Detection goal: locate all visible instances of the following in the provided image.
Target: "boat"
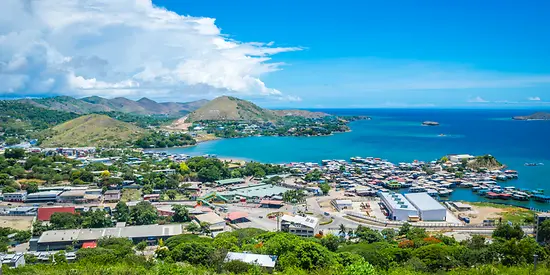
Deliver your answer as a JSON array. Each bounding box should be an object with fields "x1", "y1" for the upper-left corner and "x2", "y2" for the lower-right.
[
  {"x1": 438, "y1": 188, "x2": 453, "y2": 196},
  {"x1": 525, "y1": 162, "x2": 544, "y2": 166},
  {"x1": 533, "y1": 194, "x2": 550, "y2": 203},
  {"x1": 472, "y1": 186, "x2": 482, "y2": 192},
  {"x1": 496, "y1": 175, "x2": 508, "y2": 181},
  {"x1": 512, "y1": 193, "x2": 529, "y2": 201}
]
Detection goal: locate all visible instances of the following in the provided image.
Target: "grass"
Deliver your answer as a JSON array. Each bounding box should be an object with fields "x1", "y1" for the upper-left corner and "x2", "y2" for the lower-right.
[{"x1": 121, "y1": 189, "x2": 142, "y2": 202}]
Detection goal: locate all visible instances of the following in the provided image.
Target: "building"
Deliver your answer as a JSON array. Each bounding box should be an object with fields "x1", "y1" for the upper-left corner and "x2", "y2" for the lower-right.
[
  {"x1": 215, "y1": 178, "x2": 245, "y2": 186},
  {"x1": 26, "y1": 191, "x2": 62, "y2": 202},
  {"x1": 32, "y1": 224, "x2": 183, "y2": 251},
  {"x1": 1, "y1": 253, "x2": 25, "y2": 268},
  {"x1": 194, "y1": 212, "x2": 226, "y2": 231},
  {"x1": 333, "y1": 199, "x2": 353, "y2": 211},
  {"x1": 2, "y1": 191, "x2": 27, "y2": 202},
  {"x1": 37, "y1": 206, "x2": 76, "y2": 221},
  {"x1": 57, "y1": 190, "x2": 86, "y2": 203},
  {"x1": 378, "y1": 192, "x2": 419, "y2": 221},
  {"x1": 225, "y1": 252, "x2": 277, "y2": 269},
  {"x1": 404, "y1": 192, "x2": 447, "y2": 221},
  {"x1": 448, "y1": 154, "x2": 474, "y2": 163},
  {"x1": 143, "y1": 194, "x2": 160, "y2": 202},
  {"x1": 535, "y1": 213, "x2": 550, "y2": 243},
  {"x1": 259, "y1": 199, "x2": 284, "y2": 208},
  {"x1": 226, "y1": 212, "x2": 249, "y2": 224},
  {"x1": 451, "y1": 202, "x2": 472, "y2": 211},
  {"x1": 280, "y1": 214, "x2": 319, "y2": 237},
  {"x1": 219, "y1": 183, "x2": 291, "y2": 202},
  {"x1": 8, "y1": 206, "x2": 36, "y2": 216},
  {"x1": 104, "y1": 190, "x2": 121, "y2": 202}
]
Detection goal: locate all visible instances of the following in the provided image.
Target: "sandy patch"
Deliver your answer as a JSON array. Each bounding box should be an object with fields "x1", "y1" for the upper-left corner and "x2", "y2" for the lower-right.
[
  {"x1": 0, "y1": 216, "x2": 34, "y2": 230},
  {"x1": 464, "y1": 206, "x2": 505, "y2": 224}
]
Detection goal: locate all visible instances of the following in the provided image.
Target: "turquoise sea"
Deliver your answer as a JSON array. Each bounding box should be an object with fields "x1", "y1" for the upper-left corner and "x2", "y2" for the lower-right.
[{"x1": 164, "y1": 109, "x2": 550, "y2": 210}]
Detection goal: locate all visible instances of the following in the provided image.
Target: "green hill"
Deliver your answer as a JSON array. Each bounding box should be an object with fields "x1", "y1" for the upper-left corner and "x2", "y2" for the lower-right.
[
  {"x1": 19, "y1": 96, "x2": 208, "y2": 116},
  {"x1": 40, "y1": 114, "x2": 146, "y2": 147},
  {"x1": 186, "y1": 96, "x2": 329, "y2": 122},
  {"x1": 467, "y1": 155, "x2": 504, "y2": 170},
  {"x1": 187, "y1": 96, "x2": 279, "y2": 122}
]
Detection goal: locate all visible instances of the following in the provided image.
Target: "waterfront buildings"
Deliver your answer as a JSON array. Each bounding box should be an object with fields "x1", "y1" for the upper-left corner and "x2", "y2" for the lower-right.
[
  {"x1": 404, "y1": 192, "x2": 447, "y2": 221},
  {"x1": 280, "y1": 214, "x2": 319, "y2": 237}
]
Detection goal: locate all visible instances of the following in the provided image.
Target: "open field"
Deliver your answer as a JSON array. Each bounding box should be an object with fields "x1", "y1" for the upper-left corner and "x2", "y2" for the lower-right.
[
  {"x1": 465, "y1": 202, "x2": 536, "y2": 224},
  {"x1": 0, "y1": 215, "x2": 34, "y2": 230}
]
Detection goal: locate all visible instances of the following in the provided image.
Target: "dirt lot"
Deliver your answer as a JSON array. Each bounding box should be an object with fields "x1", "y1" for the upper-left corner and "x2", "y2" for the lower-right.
[
  {"x1": 459, "y1": 202, "x2": 536, "y2": 225},
  {"x1": 0, "y1": 216, "x2": 34, "y2": 230}
]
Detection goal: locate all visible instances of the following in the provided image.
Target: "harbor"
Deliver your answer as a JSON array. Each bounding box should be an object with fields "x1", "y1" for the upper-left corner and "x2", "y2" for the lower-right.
[{"x1": 283, "y1": 154, "x2": 549, "y2": 211}]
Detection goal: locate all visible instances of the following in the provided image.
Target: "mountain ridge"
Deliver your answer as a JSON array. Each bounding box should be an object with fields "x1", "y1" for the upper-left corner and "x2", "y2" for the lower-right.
[{"x1": 18, "y1": 96, "x2": 208, "y2": 116}]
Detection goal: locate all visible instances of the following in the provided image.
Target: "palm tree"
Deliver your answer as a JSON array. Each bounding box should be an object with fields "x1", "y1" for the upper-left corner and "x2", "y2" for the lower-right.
[{"x1": 339, "y1": 224, "x2": 347, "y2": 237}]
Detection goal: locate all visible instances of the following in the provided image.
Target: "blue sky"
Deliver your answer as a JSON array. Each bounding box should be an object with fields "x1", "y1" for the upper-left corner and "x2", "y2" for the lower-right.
[{"x1": 1, "y1": 0, "x2": 549, "y2": 107}]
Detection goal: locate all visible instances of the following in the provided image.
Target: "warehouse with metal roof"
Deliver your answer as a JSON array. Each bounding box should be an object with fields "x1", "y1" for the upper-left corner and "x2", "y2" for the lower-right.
[
  {"x1": 379, "y1": 192, "x2": 419, "y2": 221},
  {"x1": 404, "y1": 192, "x2": 447, "y2": 221}
]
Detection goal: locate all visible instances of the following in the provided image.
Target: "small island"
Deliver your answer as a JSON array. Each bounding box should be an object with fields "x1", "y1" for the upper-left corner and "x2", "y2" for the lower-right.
[
  {"x1": 512, "y1": 112, "x2": 550, "y2": 121},
  {"x1": 422, "y1": 121, "x2": 440, "y2": 126}
]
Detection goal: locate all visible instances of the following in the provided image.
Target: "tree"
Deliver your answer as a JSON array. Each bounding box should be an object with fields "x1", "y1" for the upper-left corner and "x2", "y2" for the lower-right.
[
  {"x1": 50, "y1": 212, "x2": 80, "y2": 229},
  {"x1": 381, "y1": 228, "x2": 396, "y2": 241},
  {"x1": 82, "y1": 210, "x2": 113, "y2": 228},
  {"x1": 100, "y1": 170, "x2": 111, "y2": 179},
  {"x1": 186, "y1": 222, "x2": 200, "y2": 233},
  {"x1": 24, "y1": 181, "x2": 39, "y2": 193},
  {"x1": 200, "y1": 221, "x2": 211, "y2": 234},
  {"x1": 172, "y1": 205, "x2": 190, "y2": 223},
  {"x1": 166, "y1": 190, "x2": 178, "y2": 200},
  {"x1": 493, "y1": 223, "x2": 524, "y2": 240},
  {"x1": 130, "y1": 201, "x2": 158, "y2": 225},
  {"x1": 537, "y1": 219, "x2": 550, "y2": 244},
  {"x1": 135, "y1": 241, "x2": 147, "y2": 255},
  {"x1": 115, "y1": 201, "x2": 130, "y2": 222},
  {"x1": 343, "y1": 260, "x2": 376, "y2": 275},
  {"x1": 171, "y1": 242, "x2": 215, "y2": 265},
  {"x1": 413, "y1": 244, "x2": 457, "y2": 270},
  {"x1": 320, "y1": 234, "x2": 341, "y2": 252},
  {"x1": 319, "y1": 183, "x2": 331, "y2": 195},
  {"x1": 339, "y1": 224, "x2": 347, "y2": 238},
  {"x1": 355, "y1": 226, "x2": 383, "y2": 243},
  {"x1": 2, "y1": 186, "x2": 16, "y2": 193},
  {"x1": 4, "y1": 148, "x2": 25, "y2": 159},
  {"x1": 293, "y1": 241, "x2": 334, "y2": 270}
]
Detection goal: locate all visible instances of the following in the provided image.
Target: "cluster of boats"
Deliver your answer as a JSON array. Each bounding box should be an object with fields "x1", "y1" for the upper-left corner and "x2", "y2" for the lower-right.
[{"x1": 474, "y1": 186, "x2": 549, "y2": 202}]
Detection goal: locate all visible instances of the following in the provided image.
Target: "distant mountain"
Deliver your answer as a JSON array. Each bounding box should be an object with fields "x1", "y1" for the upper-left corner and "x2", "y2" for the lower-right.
[
  {"x1": 18, "y1": 96, "x2": 208, "y2": 116},
  {"x1": 186, "y1": 96, "x2": 331, "y2": 122},
  {"x1": 512, "y1": 112, "x2": 550, "y2": 121},
  {"x1": 40, "y1": 114, "x2": 145, "y2": 147},
  {"x1": 187, "y1": 96, "x2": 279, "y2": 122}
]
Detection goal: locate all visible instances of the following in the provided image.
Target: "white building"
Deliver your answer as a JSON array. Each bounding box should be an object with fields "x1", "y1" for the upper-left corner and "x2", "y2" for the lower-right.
[
  {"x1": 333, "y1": 199, "x2": 353, "y2": 211},
  {"x1": 1, "y1": 253, "x2": 25, "y2": 268},
  {"x1": 225, "y1": 252, "x2": 277, "y2": 269},
  {"x1": 448, "y1": 154, "x2": 474, "y2": 163},
  {"x1": 404, "y1": 193, "x2": 447, "y2": 221},
  {"x1": 379, "y1": 192, "x2": 419, "y2": 221},
  {"x1": 2, "y1": 191, "x2": 27, "y2": 202},
  {"x1": 194, "y1": 212, "x2": 226, "y2": 232},
  {"x1": 280, "y1": 214, "x2": 319, "y2": 237}
]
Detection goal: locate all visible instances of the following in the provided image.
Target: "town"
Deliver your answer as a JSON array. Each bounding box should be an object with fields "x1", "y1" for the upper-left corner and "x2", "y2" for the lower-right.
[{"x1": 0, "y1": 145, "x2": 549, "y2": 273}]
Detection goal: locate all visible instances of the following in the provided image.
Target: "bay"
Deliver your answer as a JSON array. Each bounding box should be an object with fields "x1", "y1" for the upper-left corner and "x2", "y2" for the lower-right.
[{"x1": 164, "y1": 109, "x2": 550, "y2": 210}]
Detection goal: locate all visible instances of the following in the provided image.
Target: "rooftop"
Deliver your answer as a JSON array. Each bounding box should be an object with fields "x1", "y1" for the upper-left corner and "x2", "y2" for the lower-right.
[
  {"x1": 194, "y1": 212, "x2": 225, "y2": 224},
  {"x1": 225, "y1": 252, "x2": 277, "y2": 268},
  {"x1": 38, "y1": 224, "x2": 183, "y2": 243},
  {"x1": 404, "y1": 192, "x2": 446, "y2": 211},
  {"x1": 379, "y1": 192, "x2": 417, "y2": 211},
  {"x1": 281, "y1": 214, "x2": 319, "y2": 228}
]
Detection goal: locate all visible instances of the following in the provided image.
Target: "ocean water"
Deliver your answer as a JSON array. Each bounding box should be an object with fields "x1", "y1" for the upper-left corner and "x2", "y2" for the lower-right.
[{"x1": 165, "y1": 109, "x2": 550, "y2": 210}]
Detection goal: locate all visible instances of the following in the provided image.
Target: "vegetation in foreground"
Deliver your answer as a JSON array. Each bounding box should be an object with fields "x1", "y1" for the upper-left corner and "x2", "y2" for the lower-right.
[{"x1": 7, "y1": 220, "x2": 550, "y2": 275}]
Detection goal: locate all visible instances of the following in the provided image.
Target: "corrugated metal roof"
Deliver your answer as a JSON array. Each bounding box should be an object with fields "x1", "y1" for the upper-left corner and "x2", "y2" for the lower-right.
[{"x1": 404, "y1": 192, "x2": 446, "y2": 211}]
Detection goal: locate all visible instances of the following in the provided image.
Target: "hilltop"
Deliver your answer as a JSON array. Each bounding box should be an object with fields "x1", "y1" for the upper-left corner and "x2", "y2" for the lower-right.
[
  {"x1": 186, "y1": 96, "x2": 330, "y2": 122},
  {"x1": 467, "y1": 155, "x2": 504, "y2": 170},
  {"x1": 40, "y1": 114, "x2": 146, "y2": 147},
  {"x1": 512, "y1": 112, "x2": 550, "y2": 121},
  {"x1": 19, "y1": 96, "x2": 208, "y2": 116},
  {"x1": 187, "y1": 96, "x2": 280, "y2": 122}
]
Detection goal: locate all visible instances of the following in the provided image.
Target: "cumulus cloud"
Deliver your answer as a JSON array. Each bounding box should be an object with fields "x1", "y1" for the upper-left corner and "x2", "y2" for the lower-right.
[
  {"x1": 468, "y1": 96, "x2": 489, "y2": 103},
  {"x1": 0, "y1": 0, "x2": 301, "y2": 101},
  {"x1": 528, "y1": 96, "x2": 541, "y2": 101}
]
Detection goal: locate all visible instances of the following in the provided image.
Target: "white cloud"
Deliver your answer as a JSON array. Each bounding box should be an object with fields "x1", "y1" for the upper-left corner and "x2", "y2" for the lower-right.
[
  {"x1": 0, "y1": 0, "x2": 300, "y2": 101},
  {"x1": 528, "y1": 96, "x2": 541, "y2": 101},
  {"x1": 468, "y1": 96, "x2": 489, "y2": 103}
]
